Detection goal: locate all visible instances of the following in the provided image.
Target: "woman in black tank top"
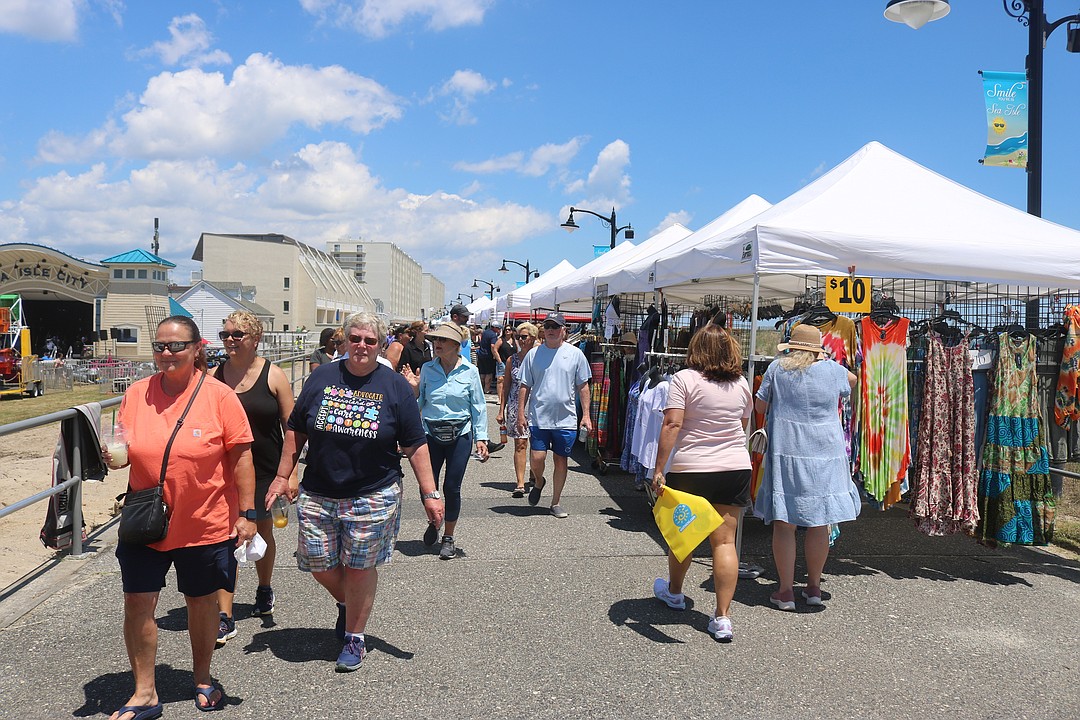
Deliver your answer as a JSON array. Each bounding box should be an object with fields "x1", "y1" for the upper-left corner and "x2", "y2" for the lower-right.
[{"x1": 211, "y1": 311, "x2": 297, "y2": 639}]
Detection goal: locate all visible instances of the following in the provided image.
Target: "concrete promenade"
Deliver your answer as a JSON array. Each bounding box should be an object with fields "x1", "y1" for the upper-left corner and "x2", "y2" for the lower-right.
[{"x1": 1, "y1": 407, "x2": 1078, "y2": 720}]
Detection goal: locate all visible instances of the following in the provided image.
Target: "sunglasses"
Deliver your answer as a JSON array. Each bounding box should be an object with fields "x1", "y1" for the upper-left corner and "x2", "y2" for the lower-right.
[
  {"x1": 348, "y1": 335, "x2": 380, "y2": 346},
  {"x1": 332, "y1": 339, "x2": 344, "y2": 345},
  {"x1": 517, "y1": 334, "x2": 532, "y2": 341},
  {"x1": 218, "y1": 330, "x2": 248, "y2": 341},
  {"x1": 152, "y1": 340, "x2": 196, "y2": 353},
  {"x1": 542, "y1": 323, "x2": 561, "y2": 330}
]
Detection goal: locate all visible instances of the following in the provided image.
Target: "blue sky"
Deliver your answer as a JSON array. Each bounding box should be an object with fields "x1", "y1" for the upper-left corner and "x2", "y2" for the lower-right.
[{"x1": 1, "y1": 1, "x2": 1078, "y2": 308}]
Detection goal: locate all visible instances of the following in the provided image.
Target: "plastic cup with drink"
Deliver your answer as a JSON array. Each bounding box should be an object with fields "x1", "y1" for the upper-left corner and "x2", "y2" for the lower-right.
[
  {"x1": 270, "y1": 496, "x2": 289, "y2": 528},
  {"x1": 102, "y1": 425, "x2": 128, "y2": 468}
]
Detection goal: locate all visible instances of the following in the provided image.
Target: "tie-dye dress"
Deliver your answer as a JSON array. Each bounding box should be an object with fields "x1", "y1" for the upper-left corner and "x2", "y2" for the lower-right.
[
  {"x1": 858, "y1": 317, "x2": 910, "y2": 506},
  {"x1": 978, "y1": 333, "x2": 1054, "y2": 546}
]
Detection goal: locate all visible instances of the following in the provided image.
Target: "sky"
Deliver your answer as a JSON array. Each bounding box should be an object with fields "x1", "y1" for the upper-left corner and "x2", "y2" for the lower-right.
[{"x1": 1, "y1": 0, "x2": 1078, "y2": 311}]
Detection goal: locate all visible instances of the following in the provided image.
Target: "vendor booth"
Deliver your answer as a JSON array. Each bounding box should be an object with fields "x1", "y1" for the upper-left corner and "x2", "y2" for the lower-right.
[{"x1": 591, "y1": 141, "x2": 1080, "y2": 549}]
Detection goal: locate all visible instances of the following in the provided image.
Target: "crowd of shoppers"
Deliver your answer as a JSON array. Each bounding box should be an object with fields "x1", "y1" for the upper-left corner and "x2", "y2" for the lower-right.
[{"x1": 102, "y1": 307, "x2": 869, "y2": 718}]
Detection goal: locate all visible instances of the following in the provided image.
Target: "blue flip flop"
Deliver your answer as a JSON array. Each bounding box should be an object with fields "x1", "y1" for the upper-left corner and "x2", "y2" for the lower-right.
[
  {"x1": 112, "y1": 704, "x2": 163, "y2": 720},
  {"x1": 194, "y1": 683, "x2": 225, "y2": 712}
]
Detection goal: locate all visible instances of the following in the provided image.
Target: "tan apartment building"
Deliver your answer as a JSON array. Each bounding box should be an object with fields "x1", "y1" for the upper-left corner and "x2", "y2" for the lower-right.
[
  {"x1": 420, "y1": 272, "x2": 447, "y2": 320},
  {"x1": 194, "y1": 233, "x2": 375, "y2": 336},
  {"x1": 328, "y1": 240, "x2": 439, "y2": 323}
]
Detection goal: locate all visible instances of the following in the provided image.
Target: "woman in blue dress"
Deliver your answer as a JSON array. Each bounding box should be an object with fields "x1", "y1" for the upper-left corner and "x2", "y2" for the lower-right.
[{"x1": 753, "y1": 324, "x2": 860, "y2": 610}]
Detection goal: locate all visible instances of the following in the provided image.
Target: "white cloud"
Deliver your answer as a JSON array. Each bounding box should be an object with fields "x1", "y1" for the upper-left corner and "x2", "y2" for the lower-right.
[
  {"x1": 36, "y1": 53, "x2": 404, "y2": 162},
  {"x1": 651, "y1": 210, "x2": 692, "y2": 236},
  {"x1": 564, "y1": 139, "x2": 632, "y2": 209},
  {"x1": 430, "y1": 69, "x2": 498, "y2": 125},
  {"x1": 0, "y1": 0, "x2": 80, "y2": 41},
  {"x1": 1, "y1": 141, "x2": 550, "y2": 290},
  {"x1": 454, "y1": 137, "x2": 585, "y2": 177},
  {"x1": 137, "y1": 14, "x2": 232, "y2": 68},
  {"x1": 300, "y1": 0, "x2": 493, "y2": 39}
]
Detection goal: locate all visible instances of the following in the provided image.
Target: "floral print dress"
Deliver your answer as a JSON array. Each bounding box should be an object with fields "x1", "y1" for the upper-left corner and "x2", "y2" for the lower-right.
[
  {"x1": 910, "y1": 332, "x2": 979, "y2": 536},
  {"x1": 978, "y1": 333, "x2": 1054, "y2": 546},
  {"x1": 504, "y1": 352, "x2": 529, "y2": 439}
]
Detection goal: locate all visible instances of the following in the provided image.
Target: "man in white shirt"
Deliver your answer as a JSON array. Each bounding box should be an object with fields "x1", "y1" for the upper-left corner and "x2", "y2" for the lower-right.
[{"x1": 516, "y1": 312, "x2": 591, "y2": 518}]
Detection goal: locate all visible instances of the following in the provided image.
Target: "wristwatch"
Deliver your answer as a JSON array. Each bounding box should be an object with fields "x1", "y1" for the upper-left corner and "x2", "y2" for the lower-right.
[
  {"x1": 420, "y1": 491, "x2": 441, "y2": 501},
  {"x1": 241, "y1": 509, "x2": 259, "y2": 521}
]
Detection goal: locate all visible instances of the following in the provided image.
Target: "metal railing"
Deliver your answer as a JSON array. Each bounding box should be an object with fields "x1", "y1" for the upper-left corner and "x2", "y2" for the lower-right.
[
  {"x1": 0, "y1": 349, "x2": 314, "y2": 562},
  {"x1": 0, "y1": 397, "x2": 122, "y2": 556}
]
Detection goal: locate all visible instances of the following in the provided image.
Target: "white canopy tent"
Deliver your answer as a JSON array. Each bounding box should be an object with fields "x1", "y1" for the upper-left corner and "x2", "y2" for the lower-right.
[
  {"x1": 651, "y1": 142, "x2": 1080, "y2": 305},
  {"x1": 634, "y1": 141, "x2": 1080, "y2": 372},
  {"x1": 594, "y1": 196, "x2": 771, "y2": 296},
  {"x1": 494, "y1": 259, "x2": 577, "y2": 314},
  {"x1": 465, "y1": 295, "x2": 496, "y2": 323},
  {"x1": 529, "y1": 239, "x2": 640, "y2": 313}
]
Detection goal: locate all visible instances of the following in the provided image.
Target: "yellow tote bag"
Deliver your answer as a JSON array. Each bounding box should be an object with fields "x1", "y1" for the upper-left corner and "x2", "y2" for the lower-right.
[{"x1": 652, "y1": 486, "x2": 723, "y2": 562}]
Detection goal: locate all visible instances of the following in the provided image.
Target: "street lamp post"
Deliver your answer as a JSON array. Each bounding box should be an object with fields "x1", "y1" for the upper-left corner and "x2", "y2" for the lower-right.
[
  {"x1": 499, "y1": 258, "x2": 540, "y2": 285},
  {"x1": 456, "y1": 293, "x2": 474, "y2": 304},
  {"x1": 560, "y1": 206, "x2": 635, "y2": 249},
  {"x1": 885, "y1": 0, "x2": 1080, "y2": 217},
  {"x1": 471, "y1": 279, "x2": 500, "y2": 300}
]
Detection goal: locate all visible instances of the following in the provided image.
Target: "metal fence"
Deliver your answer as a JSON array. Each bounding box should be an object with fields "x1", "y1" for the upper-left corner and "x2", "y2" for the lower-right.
[{"x1": 0, "y1": 350, "x2": 314, "y2": 562}]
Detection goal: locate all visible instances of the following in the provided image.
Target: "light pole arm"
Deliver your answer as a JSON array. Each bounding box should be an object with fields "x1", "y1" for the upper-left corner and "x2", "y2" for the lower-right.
[{"x1": 569, "y1": 206, "x2": 633, "y2": 248}]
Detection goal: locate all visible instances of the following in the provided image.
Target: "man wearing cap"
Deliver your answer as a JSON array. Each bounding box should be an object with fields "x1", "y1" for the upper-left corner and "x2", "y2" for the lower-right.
[
  {"x1": 448, "y1": 304, "x2": 472, "y2": 359},
  {"x1": 476, "y1": 320, "x2": 501, "y2": 394},
  {"x1": 516, "y1": 312, "x2": 591, "y2": 518}
]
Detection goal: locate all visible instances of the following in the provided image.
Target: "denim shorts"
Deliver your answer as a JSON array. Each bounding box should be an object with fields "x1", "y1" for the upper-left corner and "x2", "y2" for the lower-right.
[
  {"x1": 116, "y1": 537, "x2": 237, "y2": 597},
  {"x1": 295, "y1": 484, "x2": 402, "y2": 572},
  {"x1": 529, "y1": 427, "x2": 576, "y2": 457}
]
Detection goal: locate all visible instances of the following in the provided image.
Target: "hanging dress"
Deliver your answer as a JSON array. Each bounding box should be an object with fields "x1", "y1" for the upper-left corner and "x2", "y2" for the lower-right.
[
  {"x1": 858, "y1": 316, "x2": 910, "y2": 507},
  {"x1": 910, "y1": 332, "x2": 979, "y2": 536},
  {"x1": 978, "y1": 333, "x2": 1055, "y2": 546},
  {"x1": 1054, "y1": 304, "x2": 1080, "y2": 429}
]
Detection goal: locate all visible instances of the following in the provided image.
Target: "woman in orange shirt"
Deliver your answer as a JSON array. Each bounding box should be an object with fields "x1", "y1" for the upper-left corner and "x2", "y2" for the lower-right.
[{"x1": 104, "y1": 316, "x2": 256, "y2": 719}]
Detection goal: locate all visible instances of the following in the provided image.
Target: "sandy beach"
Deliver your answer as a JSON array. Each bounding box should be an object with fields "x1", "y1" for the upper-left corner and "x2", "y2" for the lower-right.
[{"x1": 0, "y1": 424, "x2": 128, "y2": 590}]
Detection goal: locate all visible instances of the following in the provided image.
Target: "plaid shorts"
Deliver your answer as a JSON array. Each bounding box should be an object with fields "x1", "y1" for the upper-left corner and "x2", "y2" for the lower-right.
[{"x1": 295, "y1": 483, "x2": 402, "y2": 572}]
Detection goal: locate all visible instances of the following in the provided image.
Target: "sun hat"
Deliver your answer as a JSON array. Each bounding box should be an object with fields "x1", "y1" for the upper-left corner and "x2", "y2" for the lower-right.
[
  {"x1": 776, "y1": 324, "x2": 825, "y2": 356},
  {"x1": 428, "y1": 324, "x2": 464, "y2": 344},
  {"x1": 618, "y1": 331, "x2": 637, "y2": 346}
]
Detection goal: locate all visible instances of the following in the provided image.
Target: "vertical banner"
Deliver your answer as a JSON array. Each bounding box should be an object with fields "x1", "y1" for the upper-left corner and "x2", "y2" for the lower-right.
[
  {"x1": 981, "y1": 71, "x2": 1028, "y2": 168},
  {"x1": 515, "y1": 280, "x2": 525, "y2": 289},
  {"x1": 593, "y1": 244, "x2": 609, "y2": 258}
]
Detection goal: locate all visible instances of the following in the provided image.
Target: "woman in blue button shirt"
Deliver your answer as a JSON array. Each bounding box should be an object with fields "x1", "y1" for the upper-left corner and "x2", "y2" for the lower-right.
[{"x1": 403, "y1": 323, "x2": 488, "y2": 559}]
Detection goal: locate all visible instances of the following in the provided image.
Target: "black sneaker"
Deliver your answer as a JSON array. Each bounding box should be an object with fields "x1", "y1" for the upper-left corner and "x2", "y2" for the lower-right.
[
  {"x1": 335, "y1": 602, "x2": 346, "y2": 641},
  {"x1": 216, "y1": 612, "x2": 236, "y2": 647},
  {"x1": 423, "y1": 522, "x2": 439, "y2": 546},
  {"x1": 252, "y1": 585, "x2": 275, "y2": 617},
  {"x1": 528, "y1": 479, "x2": 544, "y2": 506}
]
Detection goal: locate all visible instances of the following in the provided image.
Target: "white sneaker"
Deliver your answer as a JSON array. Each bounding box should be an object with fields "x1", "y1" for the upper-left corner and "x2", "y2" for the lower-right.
[
  {"x1": 708, "y1": 615, "x2": 733, "y2": 643},
  {"x1": 652, "y1": 578, "x2": 686, "y2": 610}
]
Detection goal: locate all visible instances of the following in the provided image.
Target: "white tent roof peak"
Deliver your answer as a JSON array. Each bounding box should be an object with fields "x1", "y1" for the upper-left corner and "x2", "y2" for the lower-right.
[
  {"x1": 596, "y1": 195, "x2": 771, "y2": 296},
  {"x1": 495, "y1": 259, "x2": 577, "y2": 312},
  {"x1": 529, "y1": 239, "x2": 641, "y2": 312}
]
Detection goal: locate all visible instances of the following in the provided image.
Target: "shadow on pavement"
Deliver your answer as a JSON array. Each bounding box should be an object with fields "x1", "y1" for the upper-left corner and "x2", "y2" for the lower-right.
[
  {"x1": 75, "y1": 663, "x2": 244, "y2": 716},
  {"x1": 608, "y1": 597, "x2": 709, "y2": 643},
  {"x1": 243, "y1": 628, "x2": 414, "y2": 663}
]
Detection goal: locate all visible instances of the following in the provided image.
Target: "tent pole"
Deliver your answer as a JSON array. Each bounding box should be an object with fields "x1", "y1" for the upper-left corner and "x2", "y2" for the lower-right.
[{"x1": 736, "y1": 272, "x2": 762, "y2": 573}]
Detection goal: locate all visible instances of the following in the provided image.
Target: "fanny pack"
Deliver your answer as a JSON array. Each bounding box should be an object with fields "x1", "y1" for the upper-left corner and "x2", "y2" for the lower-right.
[{"x1": 427, "y1": 418, "x2": 468, "y2": 445}]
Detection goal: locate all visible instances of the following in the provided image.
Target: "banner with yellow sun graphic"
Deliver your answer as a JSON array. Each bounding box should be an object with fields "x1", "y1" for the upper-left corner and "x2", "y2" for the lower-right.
[{"x1": 981, "y1": 71, "x2": 1028, "y2": 169}]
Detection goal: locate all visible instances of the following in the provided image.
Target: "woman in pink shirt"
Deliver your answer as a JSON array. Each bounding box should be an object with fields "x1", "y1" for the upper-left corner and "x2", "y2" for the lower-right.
[{"x1": 650, "y1": 324, "x2": 752, "y2": 643}]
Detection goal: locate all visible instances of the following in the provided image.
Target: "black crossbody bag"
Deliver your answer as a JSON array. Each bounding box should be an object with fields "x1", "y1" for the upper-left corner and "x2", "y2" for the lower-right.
[{"x1": 117, "y1": 372, "x2": 206, "y2": 545}]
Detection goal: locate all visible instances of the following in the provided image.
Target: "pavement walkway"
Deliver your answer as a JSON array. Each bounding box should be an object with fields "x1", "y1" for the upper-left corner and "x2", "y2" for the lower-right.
[{"x1": 1, "y1": 403, "x2": 1078, "y2": 720}]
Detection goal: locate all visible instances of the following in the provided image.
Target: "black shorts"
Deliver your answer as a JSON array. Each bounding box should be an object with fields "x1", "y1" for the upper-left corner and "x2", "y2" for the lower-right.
[
  {"x1": 476, "y1": 355, "x2": 496, "y2": 374},
  {"x1": 116, "y1": 537, "x2": 237, "y2": 597},
  {"x1": 666, "y1": 469, "x2": 752, "y2": 507}
]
